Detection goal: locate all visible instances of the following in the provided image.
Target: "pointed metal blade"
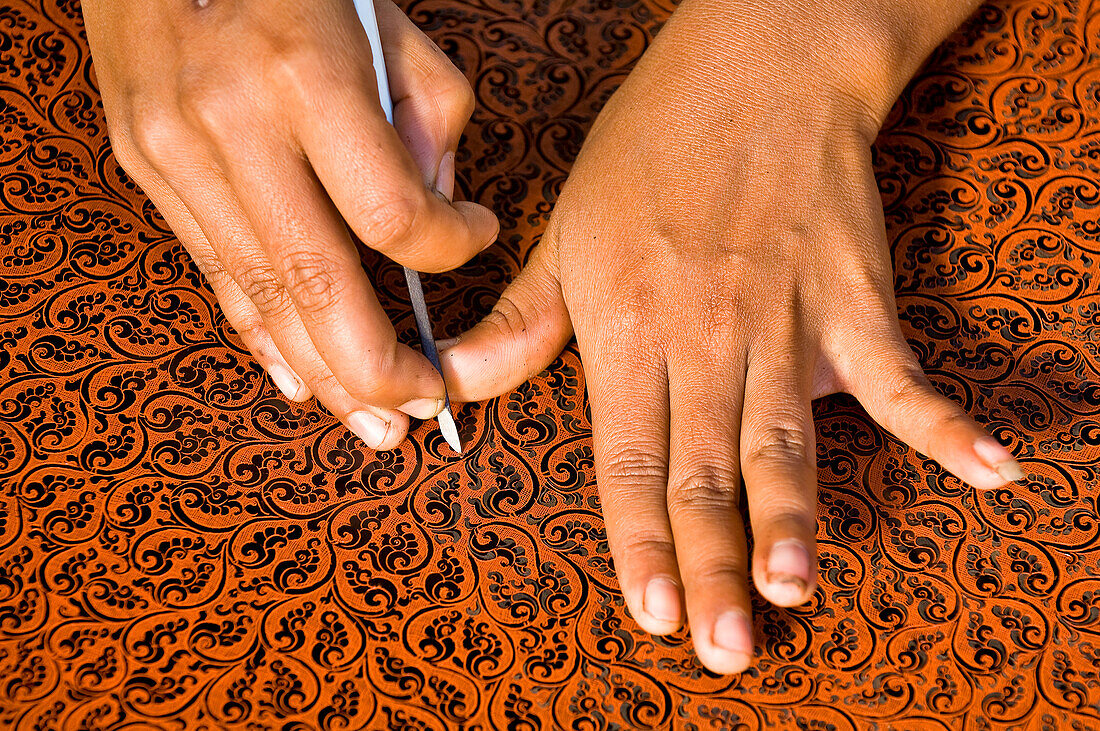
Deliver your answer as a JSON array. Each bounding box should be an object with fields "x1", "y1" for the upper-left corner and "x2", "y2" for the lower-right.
[
  {"x1": 436, "y1": 406, "x2": 463, "y2": 455},
  {"x1": 403, "y1": 266, "x2": 463, "y2": 454}
]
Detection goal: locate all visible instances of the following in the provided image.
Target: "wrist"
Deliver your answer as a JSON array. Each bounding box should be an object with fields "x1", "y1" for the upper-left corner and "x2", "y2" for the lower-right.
[
  {"x1": 643, "y1": 0, "x2": 983, "y2": 140},
  {"x1": 841, "y1": 0, "x2": 985, "y2": 125}
]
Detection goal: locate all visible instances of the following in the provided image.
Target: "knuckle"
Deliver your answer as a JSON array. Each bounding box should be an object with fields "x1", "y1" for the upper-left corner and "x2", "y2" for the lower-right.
[
  {"x1": 177, "y1": 60, "x2": 255, "y2": 139},
  {"x1": 268, "y1": 48, "x2": 329, "y2": 105},
  {"x1": 744, "y1": 425, "x2": 811, "y2": 468},
  {"x1": 129, "y1": 105, "x2": 183, "y2": 164},
  {"x1": 691, "y1": 562, "x2": 747, "y2": 587},
  {"x1": 602, "y1": 448, "x2": 666, "y2": 486},
  {"x1": 607, "y1": 280, "x2": 658, "y2": 341},
  {"x1": 615, "y1": 534, "x2": 677, "y2": 567},
  {"x1": 188, "y1": 89, "x2": 243, "y2": 141},
  {"x1": 875, "y1": 362, "x2": 978, "y2": 452},
  {"x1": 355, "y1": 340, "x2": 401, "y2": 401},
  {"x1": 931, "y1": 408, "x2": 975, "y2": 438},
  {"x1": 268, "y1": 53, "x2": 305, "y2": 95},
  {"x1": 760, "y1": 509, "x2": 817, "y2": 537},
  {"x1": 279, "y1": 249, "x2": 347, "y2": 314},
  {"x1": 107, "y1": 128, "x2": 143, "y2": 174},
  {"x1": 233, "y1": 317, "x2": 270, "y2": 347},
  {"x1": 666, "y1": 466, "x2": 740, "y2": 517},
  {"x1": 191, "y1": 253, "x2": 228, "y2": 283},
  {"x1": 434, "y1": 69, "x2": 475, "y2": 123},
  {"x1": 300, "y1": 365, "x2": 342, "y2": 395},
  {"x1": 882, "y1": 364, "x2": 934, "y2": 413},
  {"x1": 481, "y1": 295, "x2": 530, "y2": 344},
  {"x1": 234, "y1": 262, "x2": 287, "y2": 312},
  {"x1": 840, "y1": 261, "x2": 888, "y2": 299},
  {"x1": 352, "y1": 194, "x2": 422, "y2": 252}
]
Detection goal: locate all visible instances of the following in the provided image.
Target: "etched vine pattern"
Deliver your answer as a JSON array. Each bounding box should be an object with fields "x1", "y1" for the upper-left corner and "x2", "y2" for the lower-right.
[{"x1": 1, "y1": 0, "x2": 1099, "y2": 728}]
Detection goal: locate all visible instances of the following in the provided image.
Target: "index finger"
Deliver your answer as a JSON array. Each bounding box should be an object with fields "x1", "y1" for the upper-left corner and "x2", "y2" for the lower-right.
[{"x1": 285, "y1": 39, "x2": 499, "y2": 272}]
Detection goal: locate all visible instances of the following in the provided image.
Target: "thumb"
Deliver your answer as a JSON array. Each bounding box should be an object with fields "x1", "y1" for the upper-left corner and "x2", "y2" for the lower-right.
[{"x1": 439, "y1": 240, "x2": 574, "y2": 402}]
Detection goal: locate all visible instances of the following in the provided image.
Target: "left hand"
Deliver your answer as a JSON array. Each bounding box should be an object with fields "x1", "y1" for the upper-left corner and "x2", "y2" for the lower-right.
[{"x1": 438, "y1": 0, "x2": 1018, "y2": 674}]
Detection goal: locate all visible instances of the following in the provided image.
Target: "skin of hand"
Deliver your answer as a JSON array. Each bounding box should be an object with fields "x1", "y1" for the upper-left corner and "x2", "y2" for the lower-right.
[
  {"x1": 81, "y1": 0, "x2": 499, "y2": 450},
  {"x1": 439, "y1": 0, "x2": 1022, "y2": 674}
]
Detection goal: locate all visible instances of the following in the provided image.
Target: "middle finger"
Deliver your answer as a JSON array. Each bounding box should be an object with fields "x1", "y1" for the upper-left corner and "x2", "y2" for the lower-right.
[
  {"x1": 741, "y1": 329, "x2": 819, "y2": 608},
  {"x1": 199, "y1": 117, "x2": 445, "y2": 411},
  {"x1": 141, "y1": 138, "x2": 415, "y2": 448},
  {"x1": 665, "y1": 342, "x2": 755, "y2": 674}
]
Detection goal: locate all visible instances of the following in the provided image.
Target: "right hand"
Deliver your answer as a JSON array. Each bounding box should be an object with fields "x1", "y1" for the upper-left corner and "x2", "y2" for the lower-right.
[{"x1": 82, "y1": 0, "x2": 499, "y2": 449}]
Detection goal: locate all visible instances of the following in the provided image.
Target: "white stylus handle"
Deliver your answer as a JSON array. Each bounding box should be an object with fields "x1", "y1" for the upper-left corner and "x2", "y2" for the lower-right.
[
  {"x1": 352, "y1": 0, "x2": 394, "y2": 122},
  {"x1": 350, "y1": 0, "x2": 465, "y2": 454}
]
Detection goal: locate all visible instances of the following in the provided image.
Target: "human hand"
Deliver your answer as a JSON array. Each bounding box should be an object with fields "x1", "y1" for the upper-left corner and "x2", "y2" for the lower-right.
[
  {"x1": 440, "y1": 0, "x2": 1016, "y2": 673},
  {"x1": 82, "y1": 0, "x2": 498, "y2": 449}
]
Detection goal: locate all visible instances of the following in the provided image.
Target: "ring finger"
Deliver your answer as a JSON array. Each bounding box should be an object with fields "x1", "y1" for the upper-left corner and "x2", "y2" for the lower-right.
[
  {"x1": 741, "y1": 328, "x2": 818, "y2": 608},
  {"x1": 137, "y1": 140, "x2": 413, "y2": 449},
  {"x1": 114, "y1": 144, "x2": 312, "y2": 403}
]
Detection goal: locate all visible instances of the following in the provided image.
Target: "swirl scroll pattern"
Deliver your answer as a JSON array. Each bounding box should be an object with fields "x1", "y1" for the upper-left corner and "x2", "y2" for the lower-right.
[{"x1": 1, "y1": 0, "x2": 1099, "y2": 728}]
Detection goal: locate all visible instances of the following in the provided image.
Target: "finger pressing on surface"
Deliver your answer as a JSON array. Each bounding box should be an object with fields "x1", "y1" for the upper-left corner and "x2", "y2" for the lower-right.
[
  {"x1": 199, "y1": 255, "x2": 313, "y2": 403},
  {"x1": 846, "y1": 328, "x2": 1024, "y2": 491},
  {"x1": 209, "y1": 253, "x2": 414, "y2": 450},
  {"x1": 439, "y1": 241, "x2": 573, "y2": 402},
  {"x1": 128, "y1": 138, "x2": 418, "y2": 446},
  {"x1": 586, "y1": 349, "x2": 681, "y2": 636},
  {"x1": 740, "y1": 335, "x2": 818, "y2": 608},
  {"x1": 207, "y1": 140, "x2": 447, "y2": 411},
  {"x1": 231, "y1": 288, "x2": 414, "y2": 450},
  {"x1": 113, "y1": 145, "x2": 311, "y2": 403},
  {"x1": 665, "y1": 348, "x2": 754, "y2": 674},
  {"x1": 201, "y1": 228, "x2": 416, "y2": 448},
  {"x1": 312, "y1": 372, "x2": 412, "y2": 452}
]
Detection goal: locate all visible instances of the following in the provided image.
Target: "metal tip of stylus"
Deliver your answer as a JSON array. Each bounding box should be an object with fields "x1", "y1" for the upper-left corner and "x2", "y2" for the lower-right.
[{"x1": 437, "y1": 406, "x2": 463, "y2": 454}]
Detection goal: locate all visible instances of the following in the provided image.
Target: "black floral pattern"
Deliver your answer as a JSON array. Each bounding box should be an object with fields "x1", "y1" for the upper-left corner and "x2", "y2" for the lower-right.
[{"x1": 0, "y1": 0, "x2": 1099, "y2": 728}]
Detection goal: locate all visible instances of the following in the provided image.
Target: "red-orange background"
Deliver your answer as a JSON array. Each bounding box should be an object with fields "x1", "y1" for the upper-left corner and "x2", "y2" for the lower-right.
[{"x1": 1, "y1": 0, "x2": 1099, "y2": 729}]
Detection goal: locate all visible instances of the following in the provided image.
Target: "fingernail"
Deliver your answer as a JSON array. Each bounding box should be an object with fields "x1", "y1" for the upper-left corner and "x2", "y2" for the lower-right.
[
  {"x1": 766, "y1": 539, "x2": 810, "y2": 585},
  {"x1": 642, "y1": 578, "x2": 681, "y2": 624},
  {"x1": 766, "y1": 539, "x2": 810, "y2": 604},
  {"x1": 435, "y1": 151, "x2": 455, "y2": 202},
  {"x1": 397, "y1": 397, "x2": 444, "y2": 420},
  {"x1": 974, "y1": 436, "x2": 1025, "y2": 483},
  {"x1": 268, "y1": 364, "x2": 307, "y2": 401},
  {"x1": 347, "y1": 410, "x2": 390, "y2": 449},
  {"x1": 712, "y1": 610, "x2": 753, "y2": 656},
  {"x1": 436, "y1": 337, "x2": 459, "y2": 351}
]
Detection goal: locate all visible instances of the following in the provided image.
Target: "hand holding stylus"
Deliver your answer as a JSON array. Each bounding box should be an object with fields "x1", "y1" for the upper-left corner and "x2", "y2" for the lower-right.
[{"x1": 81, "y1": 0, "x2": 497, "y2": 449}]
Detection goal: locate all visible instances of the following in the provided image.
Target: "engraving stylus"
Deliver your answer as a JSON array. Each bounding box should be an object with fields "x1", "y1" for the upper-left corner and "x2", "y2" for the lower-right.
[{"x1": 352, "y1": 0, "x2": 463, "y2": 454}]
